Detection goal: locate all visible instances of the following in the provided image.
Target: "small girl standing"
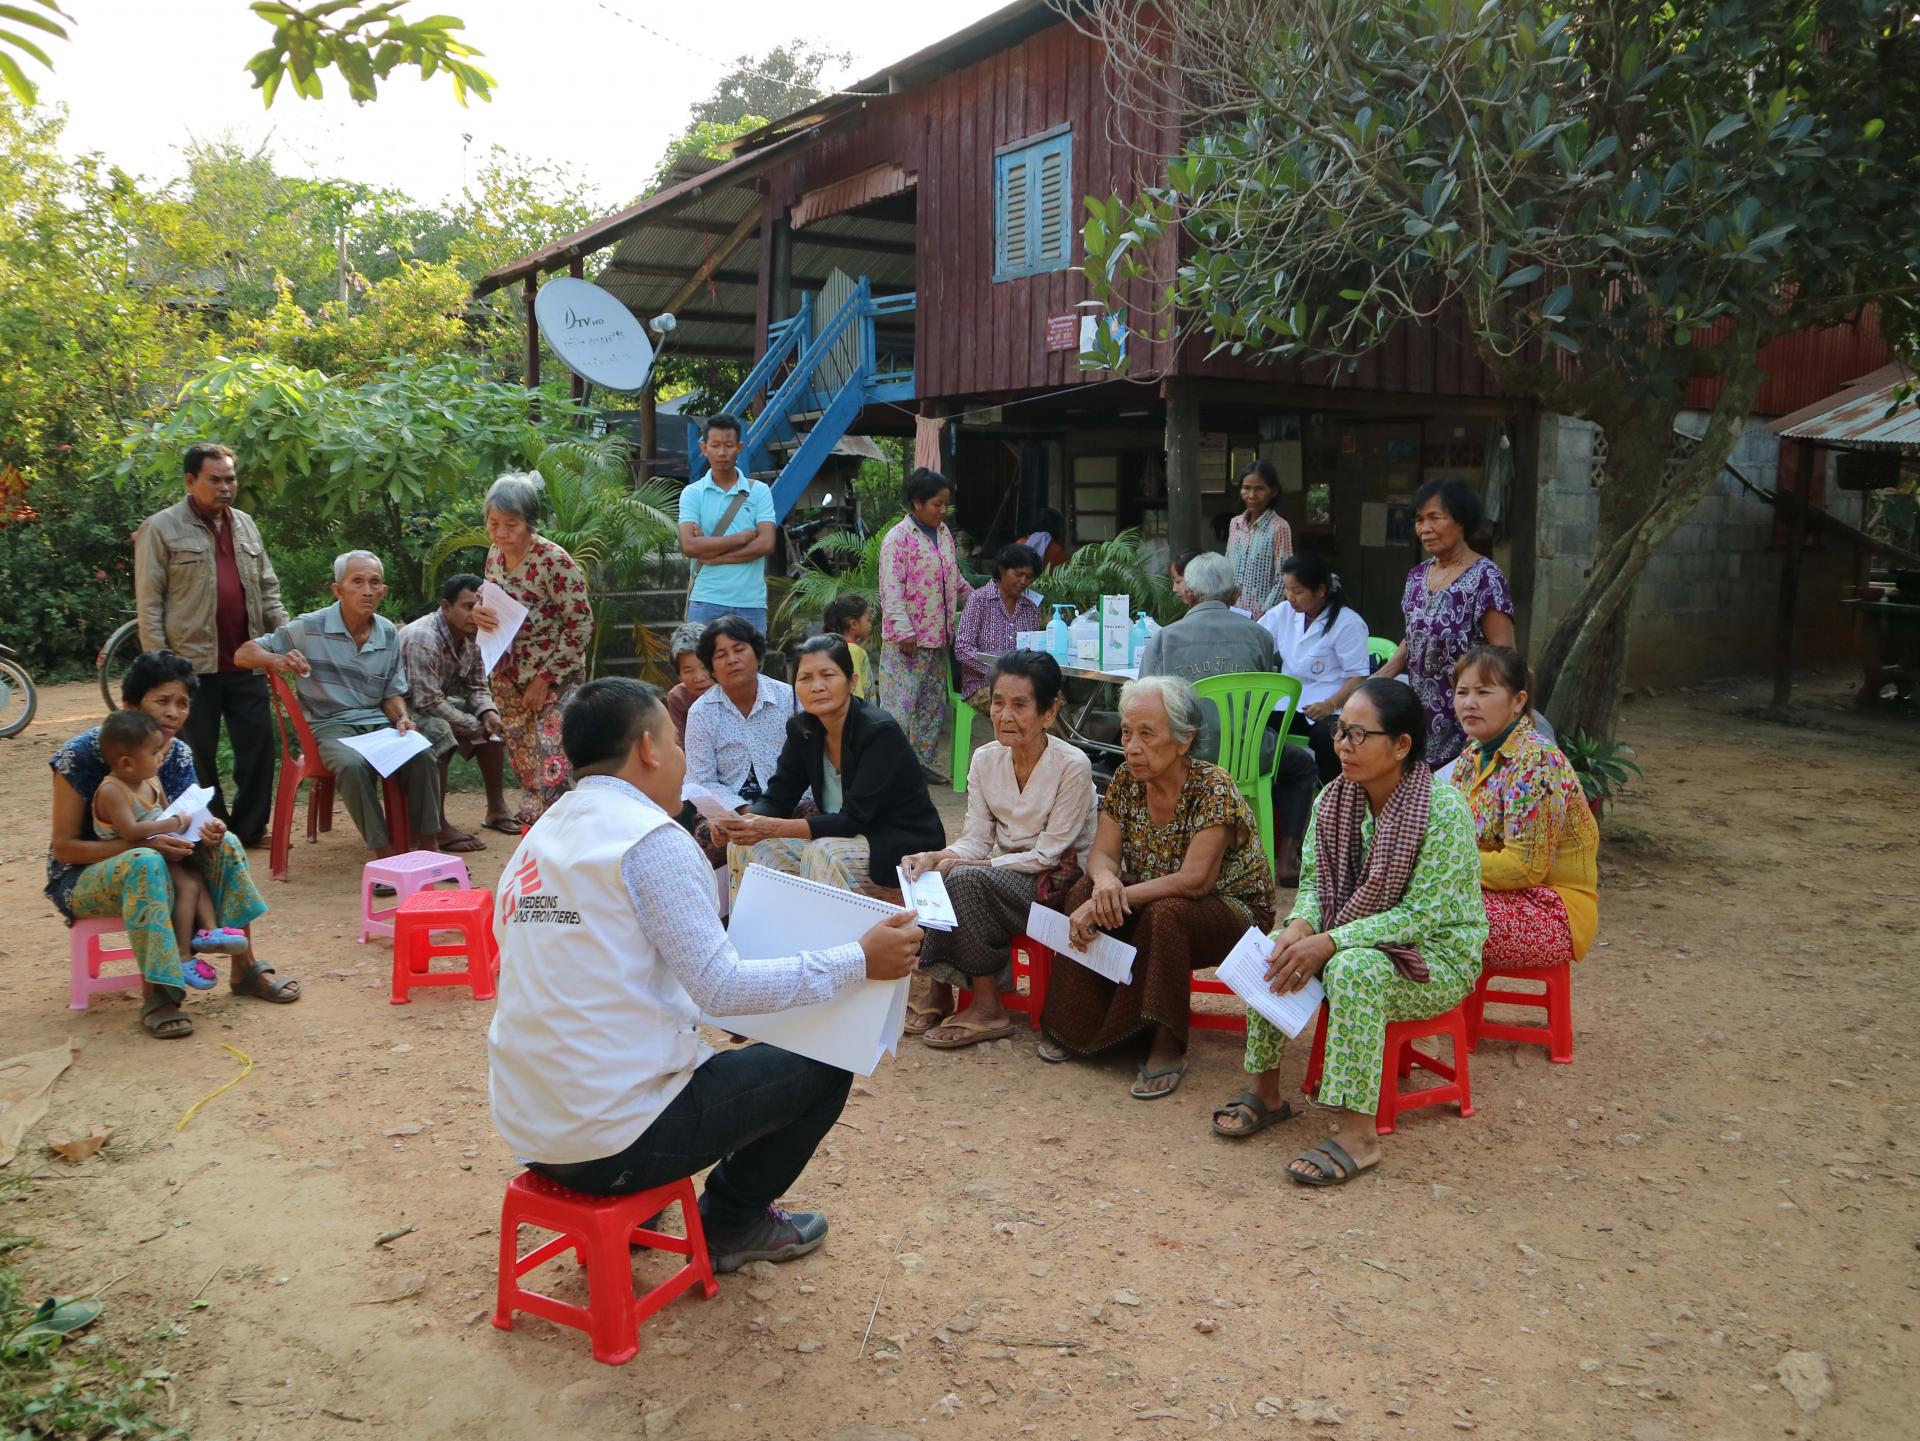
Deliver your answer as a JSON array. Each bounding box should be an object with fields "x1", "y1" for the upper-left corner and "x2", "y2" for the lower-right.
[
  {"x1": 92, "y1": 711, "x2": 247, "y2": 988},
  {"x1": 824, "y1": 593, "x2": 876, "y2": 701}
]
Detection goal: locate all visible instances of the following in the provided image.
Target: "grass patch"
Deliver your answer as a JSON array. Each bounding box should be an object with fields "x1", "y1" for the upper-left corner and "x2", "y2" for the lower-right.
[{"x1": 0, "y1": 1181, "x2": 186, "y2": 1439}]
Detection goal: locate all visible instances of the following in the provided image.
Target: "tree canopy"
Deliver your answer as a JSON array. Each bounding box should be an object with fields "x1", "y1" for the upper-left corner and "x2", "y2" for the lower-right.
[{"x1": 1075, "y1": 0, "x2": 1920, "y2": 733}]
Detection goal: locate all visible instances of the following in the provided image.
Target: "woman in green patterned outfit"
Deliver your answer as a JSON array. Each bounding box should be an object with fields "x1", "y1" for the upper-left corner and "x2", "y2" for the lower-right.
[{"x1": 1211, "y1": 678, "x2": 1485, "y2": 1185}]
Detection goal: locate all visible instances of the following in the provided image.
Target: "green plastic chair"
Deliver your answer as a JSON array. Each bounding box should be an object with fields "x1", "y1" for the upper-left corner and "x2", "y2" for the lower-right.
[
  {"x1": 948, "y1": 680, "x2": 979, "y2": 793},
  {"x1": 1191, "y1": 672, "x2": 1304, "y2": 862},
  {"x1": 1367, "y1": 636, "x2": 1399, "y2": 670}
]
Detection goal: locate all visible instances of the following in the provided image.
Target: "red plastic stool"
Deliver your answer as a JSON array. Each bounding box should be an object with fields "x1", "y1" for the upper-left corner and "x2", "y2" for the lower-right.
[
  {"x1": 389, "y1": 888, "x2": 497, "y2": 1004},
  {"x1": 493, "y1": 1172, "x2": 717, "y2": 1366},
  {"x1": 957, "y1": 935, "x2": 1053, "y2": 1028},
  {"x1": 1188, "y1": 968, "x2": 1249, "y2": 1035},
  {"x1": 1301, "y1": 1001, "x2": 1474, "y2": 1136},
  {"x1": 1465, "y1": 960, "x2": 1574, "y2": 1064}
]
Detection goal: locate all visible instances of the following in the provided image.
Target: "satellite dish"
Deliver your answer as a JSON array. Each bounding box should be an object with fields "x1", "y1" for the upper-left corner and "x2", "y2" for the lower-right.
[{"x1": 533, "y1": 278, "x2": 656, "y2": 394}]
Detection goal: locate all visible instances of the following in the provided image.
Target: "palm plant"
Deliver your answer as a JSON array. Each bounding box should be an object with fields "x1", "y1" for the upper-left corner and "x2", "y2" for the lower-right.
[
  {"x1": 777, "y1": 528, "x2": 884, "y2": 643},
  {"x1": 428, "y1": 429, "x2": 681, "y2": 671},
  {"x1": 1033, "y1": 529, "x2": 1181, "y2": 624}
]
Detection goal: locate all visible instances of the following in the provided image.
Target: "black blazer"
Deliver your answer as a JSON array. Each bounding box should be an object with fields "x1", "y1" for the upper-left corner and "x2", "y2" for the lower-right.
[{"x1": 753, "y1": 697, "x2": 945, "y2": 883}]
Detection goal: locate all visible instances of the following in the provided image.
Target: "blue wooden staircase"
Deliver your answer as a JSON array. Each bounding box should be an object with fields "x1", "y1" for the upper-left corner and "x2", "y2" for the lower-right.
[{"x1": 685, "y1": 276, "x2": 915, "y2": 521}]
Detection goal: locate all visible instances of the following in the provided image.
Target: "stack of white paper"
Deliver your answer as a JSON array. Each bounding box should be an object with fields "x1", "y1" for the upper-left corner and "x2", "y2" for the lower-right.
[
  {"x1": 1215, "y1": 926, "x2": 1325, "y2": 1037},
  {"x1": 896, "y1": 867, "x2": 956, "y2": 931},
  {"x1": 337, "y1": 727, "x2": 433, "y2": 777},
  {"x1": 158, "y1": 784, "x2": 216, "y2": 842},
  {"x1": 475, "y1": 580, "x2": 528, "y2": 675},
  {"x1": 704, "y1": 865, "x2": 909, "y2": 1076},
  {"x1": 1024, "y1": 901, "x2": 1137, "y2": 985}
]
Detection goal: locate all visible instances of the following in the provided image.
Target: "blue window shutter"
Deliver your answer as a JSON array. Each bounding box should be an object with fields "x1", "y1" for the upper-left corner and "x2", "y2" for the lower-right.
[{"x1": 995, "y1": 131, "x2": 1073, "y2": 281}]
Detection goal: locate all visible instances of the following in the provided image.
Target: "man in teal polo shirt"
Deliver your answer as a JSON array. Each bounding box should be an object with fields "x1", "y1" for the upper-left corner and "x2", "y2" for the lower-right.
[{"x1": 678, "y1": 413, "x2": 776, "y2": 635}]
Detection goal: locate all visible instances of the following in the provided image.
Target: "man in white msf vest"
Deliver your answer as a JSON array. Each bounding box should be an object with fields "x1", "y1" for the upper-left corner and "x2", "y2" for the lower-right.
[{"x1": 487, "y1": 677, "x2": 922, "y2": 1272}]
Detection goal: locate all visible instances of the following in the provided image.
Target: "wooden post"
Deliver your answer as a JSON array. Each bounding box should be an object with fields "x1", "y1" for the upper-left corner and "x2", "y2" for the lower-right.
[
  {"x1": 567, "y1": 256, "x2": 586, "y2": 408},
  {"x1": 1771, "y1": 440, "x2": 1816, "y2": 709},
  {"x1": 1164, "y1": 379, "x2": 1202, "y2": 556},
  {"x1": 522, "y1": 274, "x2": 541, "y2": 422},
  {"x1": 639, "y1": 383, "x2": 657, "y2": 482}
]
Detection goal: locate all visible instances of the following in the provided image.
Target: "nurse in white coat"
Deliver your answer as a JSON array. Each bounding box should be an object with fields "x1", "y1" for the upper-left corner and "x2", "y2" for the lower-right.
[{"x1": 1257, "y1": 552, "x2": 1372, "y2": 884}]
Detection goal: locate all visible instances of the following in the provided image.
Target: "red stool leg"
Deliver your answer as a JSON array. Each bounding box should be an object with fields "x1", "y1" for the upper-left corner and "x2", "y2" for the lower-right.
[
  {"x1": 492, "y1": 1193, "x2": 524, "y2": 1332},
  {"x1": 1546, "y1": 963, "x2": 1574, "y2": 1064},
  {"x1": 1375, "y1": 1025, "x2": 1401, "y2": 1136},
  {"x1": 674, "y1": 1181, "x2": 719, "y2": 1299},
  {"x1": 467, "y1": 921, "x2": 498, "y2": 1001},
  {"x1": 1301, "y1": 1006, "x2": 1330, "y2": 1097},
  {"x1": 581, "y1": 1208, "x2": 642, "y2": 1365},
  {"x1": 1464, "y1": 971, "x2": 1490, "y2": 1052},
  {"x1": 1451, "y1": 1009, "x2": 1475, "y2": 1116}
]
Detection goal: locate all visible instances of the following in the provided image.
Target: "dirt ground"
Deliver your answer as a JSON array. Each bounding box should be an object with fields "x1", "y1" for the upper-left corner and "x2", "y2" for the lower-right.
[{"x1": 1, "y1": 674, "x2": 1915, "y2": 1441}]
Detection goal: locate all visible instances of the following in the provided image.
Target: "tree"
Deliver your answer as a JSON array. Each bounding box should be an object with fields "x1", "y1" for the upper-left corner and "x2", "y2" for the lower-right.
[
  {"x1": 1073, "y1": 0, "x2": 1920, "y2": 736},
  {"x1": 1, "y1": 1, "x2": 491, "y2": 108},
  {"x1": 114, "y1": 353, "x2": 561, "y2": 610},
  {"x1": 687, "y1": 40, "x2": 850, "y2": 129}
]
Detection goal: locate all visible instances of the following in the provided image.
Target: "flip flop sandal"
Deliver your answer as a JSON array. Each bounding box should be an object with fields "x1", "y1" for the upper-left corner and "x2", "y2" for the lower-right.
[
  {"x1": 481, "y1": 817, "x2": 524, "y2": 835},
  {"x1": 140, "y1": 997, "x2": 193, "y2": 1039},
  {"x1": 441, "y1": 835, "x2": 488, "y2": 853},
  {"x1": 1211, "y1": 1091, "x2": 1295, "y2": 1138},
  {"x1": 1288, "y1": 1139, "x2": 1376, "y2": 1187},
  {"x1": 1130, "y1": 1060, "x2": 1190, "y2": 1100},
  {"x1": 230, "y1": 961, "x2": 301, "y2": 1004},
  {"x1": 904, "y1": 1004, "x2": 944, "y2": 1036},
  {"x1": 1037, "y1": 1038, "x2": 1072, "y2": 1063},
  {"x1": 921, "y1": 1016, "x2": 1019, "y2": 1050}
]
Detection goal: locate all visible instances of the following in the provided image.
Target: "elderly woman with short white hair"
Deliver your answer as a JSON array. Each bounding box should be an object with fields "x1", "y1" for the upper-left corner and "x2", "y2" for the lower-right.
[
  {"x1": 1037, "y1": 674, "x2": 1277, "y2": 1098},
  {"x1": 472, "y1": 472, "x2": 594, "y2": 828}
]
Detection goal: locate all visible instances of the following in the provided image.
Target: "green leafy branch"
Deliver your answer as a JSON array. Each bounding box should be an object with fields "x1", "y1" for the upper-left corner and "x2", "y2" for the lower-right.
[
  {"x1": 0, "y1": 0, "x2": 69, "y2": 106},
  {"x1": 244, "y1": 2, "x2": 494, "y2": 106}
]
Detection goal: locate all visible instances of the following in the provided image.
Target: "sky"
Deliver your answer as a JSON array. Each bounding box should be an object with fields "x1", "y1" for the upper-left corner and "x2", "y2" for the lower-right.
[{"x1": 37, "y1": 0, "x2": 1008, "y2": 208}]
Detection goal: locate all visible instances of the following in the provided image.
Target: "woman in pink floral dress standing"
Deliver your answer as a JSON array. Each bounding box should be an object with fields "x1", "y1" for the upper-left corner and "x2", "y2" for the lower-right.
[
  {"x1": 878, "y1": 468, "x2": 964, "y2": 777},
  {"x1": 473, "y1": 473, "x2": 593, "y2": 828}
]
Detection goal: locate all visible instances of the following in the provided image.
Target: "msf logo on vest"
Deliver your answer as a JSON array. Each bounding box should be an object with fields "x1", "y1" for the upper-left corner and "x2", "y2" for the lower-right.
[{"x1": 499, "y1": 854, "x2": 583, "y2": 928}]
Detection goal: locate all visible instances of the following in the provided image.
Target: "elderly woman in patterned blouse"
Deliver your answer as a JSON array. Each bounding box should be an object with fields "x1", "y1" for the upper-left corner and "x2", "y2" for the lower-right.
[
  {"x1": 1212, "y1": 678, "x2": 1485, "y2": 1188},
  {"x1": 1450, "y1": 645, "x2": 1599, "y2": 970},
  {"x1": 473, "y1": 473, "x2": 594, "y2": 828},
  {"x1": 1037, "y1": 675, "x2": 1276, "y2": 1100}
]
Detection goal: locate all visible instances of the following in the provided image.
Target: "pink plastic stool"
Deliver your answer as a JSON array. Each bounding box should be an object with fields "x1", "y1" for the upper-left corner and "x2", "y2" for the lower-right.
[
  {"x1": 360, "y1": 851, "x2": 471, "y2": 943},
  {"x1": 69, "y1": 919, "x2": 143, "y2": 1010}
]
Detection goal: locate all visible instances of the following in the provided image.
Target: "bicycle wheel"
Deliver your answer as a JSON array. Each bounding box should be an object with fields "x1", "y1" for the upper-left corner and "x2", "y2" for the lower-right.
[
  {"x1": 0, "y1": 657, "x2": 37, "y2": 738},
  {"x1": 97, "y1": 619, "x2": 142, "y2": 710}
]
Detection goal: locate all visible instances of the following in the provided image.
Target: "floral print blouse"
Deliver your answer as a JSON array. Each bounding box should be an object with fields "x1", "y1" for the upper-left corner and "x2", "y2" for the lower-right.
[
  {"x1": 1453, "y1": 724, "x2": 1601, "y2": 958},
  {"x1": 878, "y1": 516, "x2": 963, "y2": 648},
  {"x1": 1103, "y1": 758, "x2": 1275, "y2": 928},
  {"x1": 1227, "y1": 509, "x2": 1294, "y2": 618},
  {"x1": 45, "y1": 727, "x2": 197, "y2": 916},
  {"x1": 1400, "y1": 555, "x2": 1514, "y2": 768},
  {"x1": 486, "y1": 534, "x2": 592, "y2": 690},
  {"x1": 953, "y1": 580, "x2": 1043, "y2": 698},
  {"x1": 1288, "y1": 781, "x2": 1488, "y2": 975}
]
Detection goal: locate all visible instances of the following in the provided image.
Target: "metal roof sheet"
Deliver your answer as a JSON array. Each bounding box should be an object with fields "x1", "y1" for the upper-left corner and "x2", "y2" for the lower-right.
[{"x1": 1771, "y1": 363, "x2": 1920, "y2": 450}]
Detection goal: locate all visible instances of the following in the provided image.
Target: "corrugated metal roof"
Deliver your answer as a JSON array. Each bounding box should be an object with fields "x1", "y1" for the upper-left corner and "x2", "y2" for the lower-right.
[
  {"x1": 792, "y1": 164, "x2": 916, "y2": 228},
  {"x1": 471, "y1": 132, "x2": 814, "y2": 298},
  {"x1": 1772, "y1": 363, "x2": 1920, "y2": 449}
]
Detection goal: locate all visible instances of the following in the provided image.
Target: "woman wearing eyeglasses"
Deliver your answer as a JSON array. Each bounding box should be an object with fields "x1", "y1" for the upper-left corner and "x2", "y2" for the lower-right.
[{"x1": 1208, "y1": 678, "x2": 1486, "y2": 1187}]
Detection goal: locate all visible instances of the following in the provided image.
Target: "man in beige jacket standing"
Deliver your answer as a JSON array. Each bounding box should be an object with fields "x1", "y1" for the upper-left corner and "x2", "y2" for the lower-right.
[{"x1": 135, "y1": 444, "x2": 288, "y2": 847}]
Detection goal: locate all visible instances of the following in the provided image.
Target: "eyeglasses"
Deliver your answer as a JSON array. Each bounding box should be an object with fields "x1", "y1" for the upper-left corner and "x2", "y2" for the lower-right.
[{"x1": 1330, "y1": 720, "x2": 1390, "y2": 747}]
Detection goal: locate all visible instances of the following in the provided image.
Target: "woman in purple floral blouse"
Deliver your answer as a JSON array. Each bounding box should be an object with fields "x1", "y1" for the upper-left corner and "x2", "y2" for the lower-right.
[{"x1": 1376, "y1": 478, "x2": 1515, "y2": 769}]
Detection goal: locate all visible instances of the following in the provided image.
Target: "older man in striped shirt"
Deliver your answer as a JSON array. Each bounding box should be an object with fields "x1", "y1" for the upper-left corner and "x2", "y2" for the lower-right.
[{"x1": 236, "y1": 549, "x2": 442, "y2": 856}]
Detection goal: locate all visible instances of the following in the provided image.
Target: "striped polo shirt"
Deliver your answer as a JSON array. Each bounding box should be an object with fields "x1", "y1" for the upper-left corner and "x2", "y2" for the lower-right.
[{"x1": 253, "y1": 602, "x2": 408, "y2": 728}]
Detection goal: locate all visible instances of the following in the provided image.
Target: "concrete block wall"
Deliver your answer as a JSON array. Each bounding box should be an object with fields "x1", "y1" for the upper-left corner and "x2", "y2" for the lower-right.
[{"x1": 1529, "y1": 412, "x2": 1863, "y2": 687}]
